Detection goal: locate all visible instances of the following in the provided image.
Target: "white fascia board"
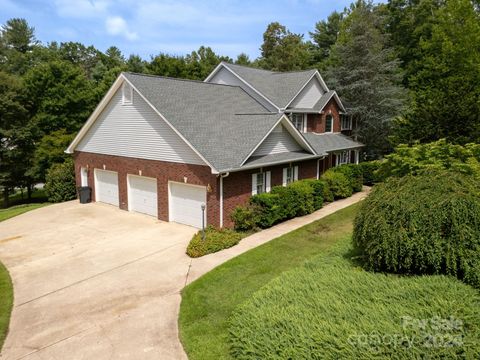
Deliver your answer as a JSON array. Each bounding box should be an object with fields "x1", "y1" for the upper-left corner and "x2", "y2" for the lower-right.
[
  {"x1": 222, "y1": 154, "x2": 326, "y2": 173},
  {"x1": 283, "y1": 72, "x2": 317, "y2": 109},
  {"x1": 217, "y1": 63, "x2": 280, "y2": 112},
  {"x1": 203, "y1": 62, "x2": 225, "y2": 82},
  {"x1": 239, "y1": 114, "x2": 316, "y2": 167},
  {"x1": 124, "y1": 78, "x2": 219, "y2": 174},
  {"x1": 283, "y1": 71, "x2": 330, "y2": 110},
  {"x1": 332, "y1": 92, "x2": 347, "y2": 113},
  {"x1": 65, "y1": 74, "x2": 125, "y2": 154},
  {"x1": 66, "y1": 73, "x2": 219, "y2": 174}
]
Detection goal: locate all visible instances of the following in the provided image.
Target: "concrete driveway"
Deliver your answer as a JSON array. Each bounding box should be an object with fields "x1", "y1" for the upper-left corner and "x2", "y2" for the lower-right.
[{"x1": 0, "y1": 201, "x2": 196, "y2": 360}]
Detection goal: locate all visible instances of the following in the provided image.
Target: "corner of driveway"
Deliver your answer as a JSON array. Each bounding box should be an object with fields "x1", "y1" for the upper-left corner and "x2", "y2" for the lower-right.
[{"x1": 0, "y1": 201, "x2": 196, "y2": 360}]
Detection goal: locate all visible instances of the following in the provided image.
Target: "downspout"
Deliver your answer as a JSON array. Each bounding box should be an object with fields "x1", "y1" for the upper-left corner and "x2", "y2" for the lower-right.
[{"x1": 219, "y1": 172, "x2": 230, "y2": 228}]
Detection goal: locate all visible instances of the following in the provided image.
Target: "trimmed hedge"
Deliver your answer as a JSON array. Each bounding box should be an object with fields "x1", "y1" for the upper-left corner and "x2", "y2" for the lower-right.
[
  {"x1": 186, "y1": 226, "x2": 244, "y2": 257},
  {"x1": 353, "y1": 170, "x2": 480, "y2": 289},
  {"x1": 320, "y1": 169, "x2": 352, "y2": 199},
  {"x1": 331, "y1": 164, "x2": 363, "y2": 192}
]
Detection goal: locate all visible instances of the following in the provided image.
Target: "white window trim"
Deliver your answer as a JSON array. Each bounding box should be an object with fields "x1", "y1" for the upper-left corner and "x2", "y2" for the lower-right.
[
  {"x1": 122, "y1": 82, "x2": 133, "y2": 105},
  {"x1": 282, "y1": 166, "x2": 299, "y2": 186},
  {"x1": 341, "y1": 115, "x2": 352, "y2": 131},
  {"x1": 289, "y1": 113, "x2": 306, "y2": 133},
  {"x1": 325, "y1": 114, "x2": 334, "y2": 133},
  {"x1": 252, "y1": 171, "x2": 271, "y2": 195},
  {"x1": 335, "y1": 151, "x2": 350, "y2": 166}
]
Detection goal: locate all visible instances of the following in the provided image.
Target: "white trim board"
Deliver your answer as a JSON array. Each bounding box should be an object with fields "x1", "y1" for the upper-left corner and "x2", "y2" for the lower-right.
[
  {"x1": 66, "y1": 73, "x2": 218, "y2": 174},
  {"x1": 239, "y1": 114, "x2": 317, "y2": 167}
]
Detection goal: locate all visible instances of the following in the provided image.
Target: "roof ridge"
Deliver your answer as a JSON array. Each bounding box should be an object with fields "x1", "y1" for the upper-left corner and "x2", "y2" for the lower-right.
[
  {"x1": 122, "y1": 71, "x2": 243, "y2": 89},
  {"x1": 222, "y1": 62, "x2": 317, "y2": 75}
]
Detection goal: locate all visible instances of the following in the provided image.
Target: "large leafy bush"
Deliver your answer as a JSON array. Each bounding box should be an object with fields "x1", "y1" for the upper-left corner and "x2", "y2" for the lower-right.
[
  {"x1": 320, "y1": 169, "x2": 352, "y2": 199},
  {"x1": 357, "y1": 160, "x2": 382, "y2": 185},
  {"x1": 331, "y1": 164, "x2": 363, "y2": 192},
  {"x1": 44, "y1": 158, "x2": 76, "y2": 203},
  {"x1": 377, "y1": 139, "x2": 480, "y2": 180},
  {"x1": 353, "y1": 170, "x2": 480, "y2": 288}
]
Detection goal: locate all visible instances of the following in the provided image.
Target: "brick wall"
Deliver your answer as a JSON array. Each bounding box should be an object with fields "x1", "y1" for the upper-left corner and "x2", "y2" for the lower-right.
[
  {"x1": 222, "y1": 160, "x2": 319, "y2": 228},
  {"x1": 74, "y1": 151, "x2": 220, "y2": 227},
  {"x1": 307, "y1": 98, "x2": 341, "y2": 133},
  {"x1": 75, "y1": 151, "x2": 328, "y2": 229}
]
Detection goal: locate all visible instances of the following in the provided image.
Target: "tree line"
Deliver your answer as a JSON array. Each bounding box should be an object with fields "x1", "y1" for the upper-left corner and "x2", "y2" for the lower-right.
[{"x1": 1, "y1": 0, "x2": 479, "y2": 206}]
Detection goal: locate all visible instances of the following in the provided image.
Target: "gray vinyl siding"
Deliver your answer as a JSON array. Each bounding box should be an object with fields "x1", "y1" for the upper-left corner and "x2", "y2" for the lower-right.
[
  {"x1": 290, "y1": 78, "x2": 324, "y2": 108},
  {"x1": 76, "y1": 86, "x2": 205, "y2": 165},
  {"x1": 252, "y1": 124, "x2": 302, "y2": 156},
  {"x1": 208, "y1": 67, "x2": 277, "y2": 112}
]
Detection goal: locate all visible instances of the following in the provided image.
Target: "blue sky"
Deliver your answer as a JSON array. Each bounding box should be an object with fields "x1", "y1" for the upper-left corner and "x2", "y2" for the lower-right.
[{"x1": 1, "y1": 0, "x2": 357, "y2": 60}]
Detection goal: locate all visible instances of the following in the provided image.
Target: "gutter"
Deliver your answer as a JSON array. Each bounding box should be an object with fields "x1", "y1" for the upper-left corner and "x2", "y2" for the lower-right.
[{"x1": 219, "y1": 172, "x2": 230, "y2": 228}]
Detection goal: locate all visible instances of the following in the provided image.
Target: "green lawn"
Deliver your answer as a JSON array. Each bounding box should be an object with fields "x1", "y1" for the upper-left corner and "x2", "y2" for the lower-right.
[
  {"x1": 0, "y1": 203, "x2": 49, "y2": 223},
  {"x1": 0, "y1": 262, "x2": 13, "y2": 351},
  {"x1": 179, "y1": 203, "x2": 480, "y2": 359},
  {"x1": 179, "y1": 203, "x2": 360, "y2": 359},
  {"x1": 2, "y1": 188, "x2": 47, "y2": 209}
]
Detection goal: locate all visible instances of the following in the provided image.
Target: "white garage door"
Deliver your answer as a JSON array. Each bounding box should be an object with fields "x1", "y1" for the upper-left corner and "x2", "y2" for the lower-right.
[
  {"x1": 94, "y1": 169, "x2": 119, "y2": 206},
  {"x1": 169, "y1": 182, "x2": 206, "y2": 228},
  {"x1": 128, "y1": 175, "x2": 158, "y2": 217}
]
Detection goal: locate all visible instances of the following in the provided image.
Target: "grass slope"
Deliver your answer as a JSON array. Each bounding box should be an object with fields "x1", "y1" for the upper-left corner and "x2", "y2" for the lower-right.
[
  {"x1": 229, "y1": 238, "x2": 480, "y2": 359},
  {"x1": 0, "y1": 203, "x2": 49, "y2": 222},
  {"x1": 0, "y1": 262, "x2": 13, "y2": 351},
  {"x1": 179, "y1": 204, "x2": 360, "y2": 359}
]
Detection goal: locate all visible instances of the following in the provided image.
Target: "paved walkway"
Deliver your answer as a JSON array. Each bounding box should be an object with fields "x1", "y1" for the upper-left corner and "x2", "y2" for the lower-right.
[{"x1": 185, "y1": 187, "x2": 370, "y2": 285}]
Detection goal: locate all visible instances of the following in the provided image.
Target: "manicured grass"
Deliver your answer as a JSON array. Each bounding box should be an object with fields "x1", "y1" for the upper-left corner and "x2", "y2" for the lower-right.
[
  {"x1": 179, "y1": 203, "x2": 480, "y2": 359},
  {"x1": 179, "y1": 203, "x2": 360, "y2": 359},
  {"x1": 0, "y1": 203, "x2": 50, "y2": 222},
  {"x1": 229, "y1": 238, "x2": 480, "y2": 359},
  {"x1": 2, "y1": 188, "x2": 47, "y2": 209},
  {"x1": 0, "y1": 262, "x2": 13, "y2": 351}
]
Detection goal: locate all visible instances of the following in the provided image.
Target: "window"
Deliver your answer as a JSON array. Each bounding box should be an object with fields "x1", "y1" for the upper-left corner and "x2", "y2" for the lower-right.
[
  {"x1": 341, "y1": 115, "x2": 352, "y2": 130},
  {"x1": 122, "y1": 82, "x2": 133, "y2": 105},
  {"x1": 252, "y1": 171, "x2": 271, "y2": 195},
  {"x1": 336, "y1": 151, "x2": 350, "y2": 166},
  {"x1": 283, "y1": 166, "x2": 298, "y2": 186},
  {"x1": 289, "y1": 113, "x2": 305, "y2": 132},
  {"x1": 325, "y1": 114, "x2": 333, "y2": 133}
]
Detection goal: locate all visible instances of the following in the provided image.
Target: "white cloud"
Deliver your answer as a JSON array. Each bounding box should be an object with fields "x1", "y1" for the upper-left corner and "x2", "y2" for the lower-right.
[
  {"x1": 54, "y1": 0, "x2": 110, "y2": 18},
  {"x1": 105, "y1": 16, "x2": 137, "y2": 41}
]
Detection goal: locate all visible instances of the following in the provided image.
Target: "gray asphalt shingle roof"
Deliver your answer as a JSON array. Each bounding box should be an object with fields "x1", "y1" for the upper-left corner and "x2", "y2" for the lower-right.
[
  {"x1": 223, "y1": 63, "x2": 318, "y2": 109},
  {"x1": 244, "y1": 151, "x2": 318, "y2": 167},
  {"x1": 122, "y1": 72, "x2": 363, "y2": 173},
  {"x1": 303, "y1": 133, "x2": 364, "y2": 155},
  {"x1": 123, "y1": 72, "x2": 281, "y2": 172}
]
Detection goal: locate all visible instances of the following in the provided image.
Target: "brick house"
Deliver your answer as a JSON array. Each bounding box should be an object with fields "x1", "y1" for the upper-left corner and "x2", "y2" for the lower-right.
[{"x1": 66, "y1": 62, "x2": 363, "y2": 228}]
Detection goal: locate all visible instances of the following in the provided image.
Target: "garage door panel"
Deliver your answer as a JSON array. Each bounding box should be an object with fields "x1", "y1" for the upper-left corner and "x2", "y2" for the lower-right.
[
  {"x1": 95, "y1": 169, "x2": 119, "y2": 206},
  {"x1": 169, "y1": 182, "x2": 206, "y2": 228},
  {"x1": 128, "y1": 175, "x2": 158, "y2": 217}
]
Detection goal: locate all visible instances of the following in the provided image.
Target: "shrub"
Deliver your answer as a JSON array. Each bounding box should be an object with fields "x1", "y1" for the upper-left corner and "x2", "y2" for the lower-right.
[
  {"x1": 320, "y1": 170, "x2": 352, "y2": 199},
  {"x1": 377, "y1": 139, "x2": 480, "y2": 180},
  {"x1": 353, "y1": 170, "x2": 480, "y2": 289},
  {"x1": 272, "y1": 180, "x2": 315, "y2": 217},
  {"x1": 331, "y1": 164, "x2": 363, "y2": 192},
  {"x1": 358, "y1": 160, "x2": 382, "y2": 185},
  {"x1": 229, "y1": 238, "x2": 480, "y2": 360},
  {"x1": 301, "y1": 179, "x2": 324, "y2": 210},
  {"x1": 319, "y1": 179, "x2": 333, "y2": 202},
  {"x1": 44, "y1": 158, "x2": 76, "y2": 203},
  {"x1": 186, "y1": 226, "x2": 244, "y2": 257},
  {"x1": 230, "y1": 205, "x2": 260, "y2": 232},
  {"x1": 250, "y1": 192, "x2": 283, "y2": 228}
]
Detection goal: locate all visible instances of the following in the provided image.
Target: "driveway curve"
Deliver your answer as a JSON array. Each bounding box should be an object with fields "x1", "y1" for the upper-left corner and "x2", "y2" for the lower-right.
[{"x1": 0, "y1": 201, "x2": 195, "y2": 360}]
